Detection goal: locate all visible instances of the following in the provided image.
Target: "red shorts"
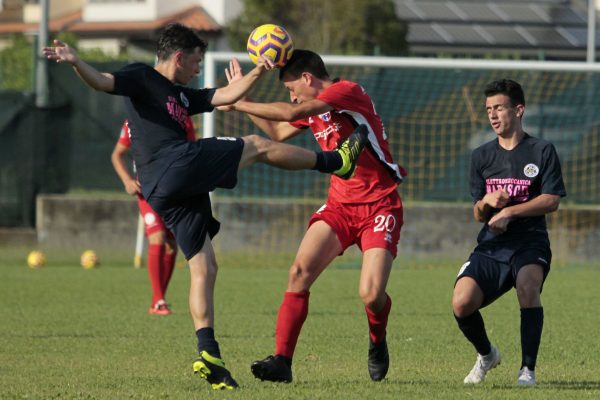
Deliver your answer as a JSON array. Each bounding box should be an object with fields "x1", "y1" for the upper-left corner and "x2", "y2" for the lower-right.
[
  {"x1": 137, "y1": 194, "x2": 174, "y2": 239},
  {"x1": 308, "y1": 190, "x2": 403, "y2": 257}
]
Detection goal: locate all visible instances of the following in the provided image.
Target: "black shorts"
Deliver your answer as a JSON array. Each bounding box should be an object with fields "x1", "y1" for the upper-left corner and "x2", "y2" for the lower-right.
[
  {"x1": 455, "y1": 242, "x2": 551, "y2": 308},
  {"x1": 148, "y1": 137, "x2": 244, "y2": 259}
]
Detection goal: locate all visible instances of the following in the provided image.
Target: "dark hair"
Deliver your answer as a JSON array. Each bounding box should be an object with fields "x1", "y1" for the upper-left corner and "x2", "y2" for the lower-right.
[
  {"x1": 279, "y1": 49, "x2": 330, "y2": 80},
  {"x1": 484, "y1": 79, "x2": 525, "y2": 107},
  {"x1": 156, "y1": 23, "x2": 208, "y2": 61}
]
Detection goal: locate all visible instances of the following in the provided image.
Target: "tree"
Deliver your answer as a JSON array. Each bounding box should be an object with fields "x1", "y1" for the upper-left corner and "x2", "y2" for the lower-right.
[
  {"x1": 227, "y1": 0, "x2": 408, "y2": 56},
  {"x1": 0, "y1": 34, "x2": 34, "y2": 91}
]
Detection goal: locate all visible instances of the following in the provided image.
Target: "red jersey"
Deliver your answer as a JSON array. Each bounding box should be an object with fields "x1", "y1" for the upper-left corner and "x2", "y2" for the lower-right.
[
  {"x1": 118, "y1": 117, "x2": 196, "y2": 147},
  {"x1": 291, "y1": 80, "x2": 404, "y2": 203}
]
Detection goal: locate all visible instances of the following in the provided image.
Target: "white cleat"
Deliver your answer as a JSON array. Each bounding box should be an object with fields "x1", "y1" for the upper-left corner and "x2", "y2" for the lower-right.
[
  {"x1": 463, "y1": 346, "x2": 501, "y2": 384},
  {"x1": 517, "y1": 366, "x2": 536, "y2": 386}
]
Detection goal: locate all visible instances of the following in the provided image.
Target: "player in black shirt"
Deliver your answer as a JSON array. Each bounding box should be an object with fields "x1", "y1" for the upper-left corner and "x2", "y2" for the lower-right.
[
  {"x1": 43, "y1": 23, "x2": 368, "y2": 390},
  {"x1": 452, "y1": 79, "x2": 566, "y2": 386}
]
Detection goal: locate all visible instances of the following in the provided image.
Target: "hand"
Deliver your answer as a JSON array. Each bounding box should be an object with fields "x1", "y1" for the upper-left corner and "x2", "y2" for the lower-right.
[
  {"x1": 483, "y1": 189, "x2": 510, "y2": 209},
  {"x1": 124, "y1": 179, "x2": 141, "y2": 196},
  {"x1": 224, "y1": 58, "x2": 244, "y2": 83},
  {"x1": 255, "y1": 54, "x2": 276, "y2": 71},
  {"x1": 42, "y1": 39, "x2": 79, "y2": 65},
  {"x1": 487, "y1": 208, "x2": 512, "y2": 234}
]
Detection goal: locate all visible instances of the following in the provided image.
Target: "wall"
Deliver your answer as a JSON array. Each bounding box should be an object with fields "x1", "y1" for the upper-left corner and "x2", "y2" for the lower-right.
[{"x1": 33, "y1": 195, "x2": 600, "y2": 262}]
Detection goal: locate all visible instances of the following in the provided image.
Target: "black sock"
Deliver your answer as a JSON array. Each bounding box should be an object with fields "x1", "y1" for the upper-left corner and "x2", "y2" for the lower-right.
[
  {"x1": 455, "y1": 311, "x2": 491, "y2": 355},
  {"x1": 521, "y1": 307, "x2": 543, "y2": 370},
  {"x1": 196, "y1": 327, "x2": 221, "y2": 358},
  {"x1": 313, "y1": 151, "x2": 342, "y2": 173}
]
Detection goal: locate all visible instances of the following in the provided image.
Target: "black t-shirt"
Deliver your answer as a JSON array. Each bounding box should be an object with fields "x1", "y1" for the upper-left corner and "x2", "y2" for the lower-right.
[
  {"x1": 111, "y1": 63, "x2": 216, "y2": 198},
  {"x1": 470, "y1": 133, "x2": 566, "y2": 244}
]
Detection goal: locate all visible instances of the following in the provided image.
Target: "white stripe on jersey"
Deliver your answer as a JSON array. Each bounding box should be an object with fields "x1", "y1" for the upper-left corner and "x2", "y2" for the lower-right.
[{"x1": 340, "y1": 109, "x2": 403, "y2": 182}]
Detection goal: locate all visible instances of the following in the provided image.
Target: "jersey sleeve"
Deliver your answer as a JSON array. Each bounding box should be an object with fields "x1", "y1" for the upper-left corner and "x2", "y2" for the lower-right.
[
  {"x1": 182, "y1": 87, "x2": 216, "y2": 115},
  {"x1": 289, "y1": 118, "x2": 310, "y2": 129},
  {"x1": 469, "y1": 149, "x2": 486, "y2": 202},
  {"x1": 111, "y1": 63, "x2": 148, "y2": 98},
  {"x1": 117, "y1": 121, "x2": 131, "y2": 147},
  {"x1": 540, "y1": 143, "x2": 567, "y2": 197}
]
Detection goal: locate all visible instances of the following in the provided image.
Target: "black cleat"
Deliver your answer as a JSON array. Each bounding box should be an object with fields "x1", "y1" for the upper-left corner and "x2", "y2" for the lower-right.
[
  {"x1": 368, "y1": 338, "x2": 389, "y2": 381},
  {"x1": 193, "y1": 351, "x2": 239, "y2": 390},
  {"x1": 250, "y1": 355, "x2": 293, "y2": 383},
  {"x1": 334, "y1": 124, "x2": 369, "y2": 179}
]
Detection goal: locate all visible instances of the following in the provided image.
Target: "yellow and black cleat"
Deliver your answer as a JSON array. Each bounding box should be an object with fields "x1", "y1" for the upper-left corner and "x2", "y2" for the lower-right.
[
  {"x1": 334, "y1": 124, "x2": 369, "y2": 180},
  {"x1": 193, "y1": 351, "x2": 239, "y2": 390}
]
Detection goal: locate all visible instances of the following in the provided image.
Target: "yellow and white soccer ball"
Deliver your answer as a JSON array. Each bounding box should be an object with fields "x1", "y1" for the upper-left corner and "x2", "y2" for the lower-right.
[
  {"x1": 247, "y1": 24, "x2": 294, "y2": 67},
  {"x1": 80, "y1": 250, "x2": 99, "y2": 269},
  {"x1": 27, "y1": 250, "x2": 46, "y2": 269}
]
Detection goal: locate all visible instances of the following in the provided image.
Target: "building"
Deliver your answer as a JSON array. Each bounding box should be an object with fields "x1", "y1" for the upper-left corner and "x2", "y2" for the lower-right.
[
  {"x1": 0, "y1": 0, "x2": 242, "y2": 57},
  {"x1": 396, "y1": 0, "x2": 600, "y2": 60}
]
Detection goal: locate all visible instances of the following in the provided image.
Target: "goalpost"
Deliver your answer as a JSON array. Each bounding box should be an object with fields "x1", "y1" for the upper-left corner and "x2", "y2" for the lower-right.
[{"x1": 202, "y1": 53, "x2": 600, "y2": 260}]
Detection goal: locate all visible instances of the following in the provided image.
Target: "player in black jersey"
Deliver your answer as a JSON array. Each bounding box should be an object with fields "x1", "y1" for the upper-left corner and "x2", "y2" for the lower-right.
[
  {"x1": 43, "y1": 23, "x2": 368, "y2": 391},
  {"x1": 452, "y1": 79, "x2": 566, "y2": 386}
]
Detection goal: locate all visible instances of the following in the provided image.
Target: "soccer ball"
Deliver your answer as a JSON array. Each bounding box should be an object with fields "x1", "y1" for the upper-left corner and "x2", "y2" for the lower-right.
[
  {"x1": 27, "y1": 250, "x2": 46, "y2": 269},
  {"x1": 247, "y1": 24, "x2": 294, "y2": 67},
  {"x1": 80, "y1": 250, "x2": 99, "y2": 269}
]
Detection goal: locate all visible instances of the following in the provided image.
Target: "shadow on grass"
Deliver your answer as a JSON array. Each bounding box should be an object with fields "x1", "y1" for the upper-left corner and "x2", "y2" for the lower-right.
[{"x1": 490, "y1": 380, "x2": 600, "y2": 390}]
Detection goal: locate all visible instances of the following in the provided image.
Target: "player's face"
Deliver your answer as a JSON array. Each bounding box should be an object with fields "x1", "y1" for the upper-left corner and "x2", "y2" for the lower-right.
[
  {"x1": 175, "y1": 47, "x2": 203, "y2": 85},
  {"x1": 282, "y1": 72, "x2": 318, "y2": 104},
  {"x1": 485, "y1": 94, "x2": 524, "y2": 137}
]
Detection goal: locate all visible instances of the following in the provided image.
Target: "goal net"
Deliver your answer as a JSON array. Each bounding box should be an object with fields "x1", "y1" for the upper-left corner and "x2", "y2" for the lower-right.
[{"x1": 203, "y1": 53, "x2": 600, "y2": 261}]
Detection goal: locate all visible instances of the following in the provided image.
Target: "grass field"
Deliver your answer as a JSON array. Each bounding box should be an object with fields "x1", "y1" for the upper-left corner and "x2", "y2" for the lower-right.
[{"x1": 1, "y1": 247, "x2": 599, "y2": 399}]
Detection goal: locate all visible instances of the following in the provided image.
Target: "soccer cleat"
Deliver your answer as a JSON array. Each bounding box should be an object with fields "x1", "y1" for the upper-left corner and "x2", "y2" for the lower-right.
[
  {"x1": 368, "y1": 338, "x2": 390, "y2": 381},
  {"x1": 463, "y1": 345, "x2": 501, "y2": 384},
  {"x1": 517, "y1": 366, "x2": 536, "y2": 386},
  {"x1": 149, "y1": 300, "x2": 171, "y2": 316},
  {"x1": 193, "y1": 351, "x2": 239, "y2": 390},
  {"x1": 333, "y1": 124, "x2": 369, "y2": 179},
  {"x1": 250, "y1": 355, "x2": 293, "y2": 383}
]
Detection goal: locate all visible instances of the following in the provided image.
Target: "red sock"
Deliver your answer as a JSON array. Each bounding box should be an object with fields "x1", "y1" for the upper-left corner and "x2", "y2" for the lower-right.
[
  {"x1": 365, "y1": 294, "x2": 392, "y2": 343},
  {"x1": 161, "y1": 248, "x2": 176, "y2": 297},
  {"x1": 275, "y1": 291, "x2": 310, "y2": 359},
  {"x1": 147, "y1": 244, "x2": 165, "y2": 305}
]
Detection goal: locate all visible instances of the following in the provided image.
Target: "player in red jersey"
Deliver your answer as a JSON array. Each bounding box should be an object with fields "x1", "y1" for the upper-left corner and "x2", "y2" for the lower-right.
[
  {"x1": 224, "y1": 49, "x2": 405, "y2": 382},
  {"x1": 111, "y1": 118, "x2": 196, "y2": 315}
]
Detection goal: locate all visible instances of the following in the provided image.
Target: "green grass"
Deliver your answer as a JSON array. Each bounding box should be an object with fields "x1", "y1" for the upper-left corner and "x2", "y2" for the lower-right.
[{"x1": 1, "y1": 247, "x2": 599, "y2": 399}]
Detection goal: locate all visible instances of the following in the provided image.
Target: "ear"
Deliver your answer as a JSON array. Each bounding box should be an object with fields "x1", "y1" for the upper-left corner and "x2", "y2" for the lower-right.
[
  {"x1": 516, "y1": 104, "x2": 525, "y2": 118},
  {"x1": 174, "y1": 50, "x2": 184, "y2": 67},
  {"x1": 301, "y1": 72, "x2": 312, "y2": 85}
]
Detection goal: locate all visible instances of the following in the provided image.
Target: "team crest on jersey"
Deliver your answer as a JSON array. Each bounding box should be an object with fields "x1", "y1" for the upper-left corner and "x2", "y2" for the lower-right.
[
  {"x1": 180, "y1": 92, "x2": 189, "y2": 108},
  {"x1": 523, "y1": 163, "x2": 539, "y2": 178},
  {"x1": 319, "y1": 112, "x2": 331, "y2": 122}
]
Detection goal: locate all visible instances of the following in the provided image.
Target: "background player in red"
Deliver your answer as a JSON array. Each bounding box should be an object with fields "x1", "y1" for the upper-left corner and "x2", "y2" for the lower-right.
[
  {"x1": 223, "y1": 49, "x2": 405, "y2": 383},
  {"x1": 111, "y1": 118, "x2": 195, "y2": 315}
]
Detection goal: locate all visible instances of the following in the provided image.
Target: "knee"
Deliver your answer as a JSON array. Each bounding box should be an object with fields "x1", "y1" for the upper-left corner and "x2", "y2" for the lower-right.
[
  {"x1": 288, "y1": 261, "x2": 313, "y2": 289},
  {"x1": 452, "y1": 294, "x2": 479, "y2": 318},
  {"x1": 147, "y1": 230, "x2": 166, "y2": 245},
  {"x1": 516, "y1": 282, "x2": 541, "y2": 305},
  {"x1": 245, "y1": 134, "x2": 270, "y2": 153},
  {"x1": 359, "y1": 286, "x2": 382, "y2": 309}
]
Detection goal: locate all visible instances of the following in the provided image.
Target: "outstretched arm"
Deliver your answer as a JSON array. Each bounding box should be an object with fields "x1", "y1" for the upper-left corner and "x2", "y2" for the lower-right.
[
  {"x1": 43, "y1": 40, "x2": 115, "y2": 92},
  {"x1": 211, "y1": 56, "x2": 275, "y2": 106},
  {"x1": 231, "y1": 98, "x2": 332, "y2": 123},
  {"x1": 219, "y1": 58, "x2": 303, "y2": 141}
]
